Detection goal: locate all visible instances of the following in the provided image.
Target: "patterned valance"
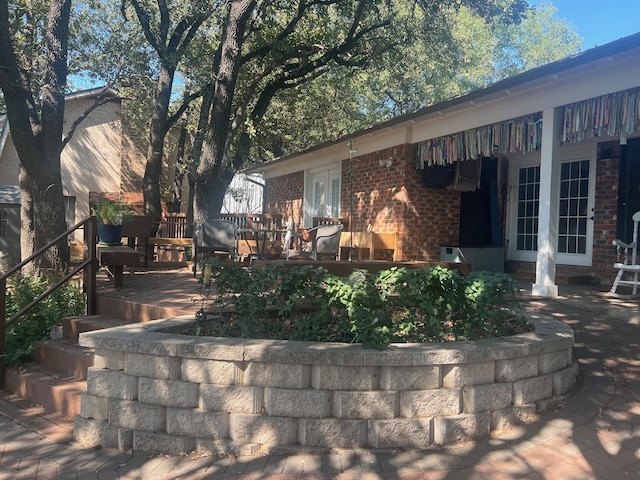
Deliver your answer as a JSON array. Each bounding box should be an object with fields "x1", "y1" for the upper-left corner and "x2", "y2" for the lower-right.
[
  {"x1": 415, "y1": 113, "x2": 543, "y2": 168},
  {"x1": 562, "y1": 87, "x2": 640, "y2": 143}
]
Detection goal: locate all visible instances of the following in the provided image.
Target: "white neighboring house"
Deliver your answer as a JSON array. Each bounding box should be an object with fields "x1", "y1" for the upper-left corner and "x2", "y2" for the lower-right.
[
  {"x1": 222, "y1": 173, "x2": 264, "y2": 214},
  {"x1": 0, "y1": 87, "x2": 148, "y2": 260}
]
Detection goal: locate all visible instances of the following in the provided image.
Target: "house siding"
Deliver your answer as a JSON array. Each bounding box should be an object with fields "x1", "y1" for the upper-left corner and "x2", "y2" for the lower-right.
[{"x1": 0, "y1": 94, "x2": 146, "y2": 225}]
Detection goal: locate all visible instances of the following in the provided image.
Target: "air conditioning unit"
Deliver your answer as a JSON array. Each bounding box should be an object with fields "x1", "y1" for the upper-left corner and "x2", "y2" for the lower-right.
[{"x1": 440, "y1": 246, "x2": 466, "y2": 263}]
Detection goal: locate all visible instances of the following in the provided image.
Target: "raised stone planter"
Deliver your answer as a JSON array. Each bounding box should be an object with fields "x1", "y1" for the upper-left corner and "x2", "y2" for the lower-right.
[{"x1": 74, "y1": 315, "x2": 577, "y2": 455}]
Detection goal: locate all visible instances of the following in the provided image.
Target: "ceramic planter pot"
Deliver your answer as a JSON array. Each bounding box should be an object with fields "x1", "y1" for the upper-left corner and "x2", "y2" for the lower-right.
[{"x1": 97, "y1": 223, "x2": 124, "y2": 245}]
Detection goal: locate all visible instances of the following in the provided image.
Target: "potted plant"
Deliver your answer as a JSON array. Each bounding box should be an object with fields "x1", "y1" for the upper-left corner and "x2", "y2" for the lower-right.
[{"x1": 92, "y1": 200, "x2": 133, "y2": 245}]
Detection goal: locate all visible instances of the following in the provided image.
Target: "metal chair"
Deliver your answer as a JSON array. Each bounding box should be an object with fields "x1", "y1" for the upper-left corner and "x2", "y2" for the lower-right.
[
  {"x1": 286, "y1": 223, "x2": 344, "y2": 260},
  {"x1": 610, "y1": 210, "x2": 640, "y2": 299},
  {"x1": 193, "y1": 219, "x2": 238, "y2": 276}
]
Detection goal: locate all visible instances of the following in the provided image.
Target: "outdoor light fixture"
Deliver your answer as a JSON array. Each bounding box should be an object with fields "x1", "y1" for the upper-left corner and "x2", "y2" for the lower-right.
[
  {"x1": 379, "y1": 148, "x2": 396, "y2": 168},
  {"x1": 379, "y1": 157, "x2": 393, "y2": 168}
]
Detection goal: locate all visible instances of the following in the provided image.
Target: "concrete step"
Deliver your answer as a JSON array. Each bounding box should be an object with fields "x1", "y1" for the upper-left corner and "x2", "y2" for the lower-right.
[
  {"x1": 4, "y1": 363, "x2": 86, "y2": 419},
  {"x1": 62, "y1": 314, "x2": 134, "y2": 341},
  {"x1": 33, "y1": 338, "x2": 94, "y2": 381}
]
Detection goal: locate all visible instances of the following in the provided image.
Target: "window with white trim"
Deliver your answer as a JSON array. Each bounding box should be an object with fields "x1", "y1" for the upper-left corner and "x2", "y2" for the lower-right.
[
  {"x1": 516, "y1": 165, "x2": 540, "y2": 252},
  {"x1": 558, "y1": 160, "x2": 589, "y2": 254},
  {"x1": 308, "y1": 166, "x2": 341, "y2": 222}
]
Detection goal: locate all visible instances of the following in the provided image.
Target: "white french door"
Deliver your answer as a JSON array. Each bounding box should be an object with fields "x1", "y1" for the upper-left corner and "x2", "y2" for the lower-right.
[
  {"x1": 508, "y1": 148, "x2": 595, "y2": 266},
  {"x1": 307, "y1": 166, "x2": 341, "y2": 224}
]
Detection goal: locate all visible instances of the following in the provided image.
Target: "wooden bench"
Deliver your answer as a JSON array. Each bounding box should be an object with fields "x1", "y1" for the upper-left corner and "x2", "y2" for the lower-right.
[
  {"x1": 97, "y1": 245, "x2": 140, "y2": 287},
  {"x1": 339, "y1": 232, "x2": 398, "y2": 261}
]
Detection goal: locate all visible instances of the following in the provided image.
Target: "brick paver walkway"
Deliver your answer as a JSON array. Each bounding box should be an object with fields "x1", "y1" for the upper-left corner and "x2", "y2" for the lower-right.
[{"x1": 0, "y1": 271, "x2": 638, "y2": 479}]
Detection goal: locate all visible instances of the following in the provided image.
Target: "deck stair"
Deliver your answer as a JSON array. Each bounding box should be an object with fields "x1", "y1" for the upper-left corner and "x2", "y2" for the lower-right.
[{"x1": 1, "y1": 314, "x2": 137, "y2": 442}]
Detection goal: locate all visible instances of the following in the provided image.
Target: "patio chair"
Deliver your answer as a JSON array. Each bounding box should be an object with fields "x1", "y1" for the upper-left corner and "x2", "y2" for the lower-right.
[
  {"x1": 193, "y1": 219, "x2": 238, "y2": 276},
  {"x1": 122, "y1": 215, "x2": 156, "y2": 267},
  {"x1": 286, "y1": 223, "x2": 344, "y2": 260},
  {"x1": 610, "y1": 210, "x2": 640, "y2": 299}
]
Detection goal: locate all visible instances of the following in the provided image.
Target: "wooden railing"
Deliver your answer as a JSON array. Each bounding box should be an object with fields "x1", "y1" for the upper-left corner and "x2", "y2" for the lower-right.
[
  {"x1": 0, "y1": 216, "x2": 99, "y2": 389},
  {"x1": 218, "y1": 213, "x2": 283, "y2": 233}
]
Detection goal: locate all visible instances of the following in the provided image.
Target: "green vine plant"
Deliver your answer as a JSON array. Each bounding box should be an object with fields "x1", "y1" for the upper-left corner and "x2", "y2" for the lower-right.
[
  {"x1": 4, "y1": 273, "x2": 86, "y2": 365},
  {"x1": 192, "y1": 261, "x2": 531, "y2": 350}
]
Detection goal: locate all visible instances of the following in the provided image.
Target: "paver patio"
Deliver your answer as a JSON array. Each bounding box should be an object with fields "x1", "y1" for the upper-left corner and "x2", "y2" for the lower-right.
[{"x1": 0, "y1": 267, "x2": 638, "y2": 479}]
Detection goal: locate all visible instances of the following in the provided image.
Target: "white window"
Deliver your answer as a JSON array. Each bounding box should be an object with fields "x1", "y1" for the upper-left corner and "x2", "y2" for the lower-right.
[
  {"x1": 516, "y1": 165, "x2": 540, "y2": 252},
  {"x1": 63, "y1": 196, "x2": 76, "y2": 229},
  {"x1": 304, "y1": 165, "x2": 341, "y2": 226},
  {"x1": 558, "y1": 160, "x2": 590, "y2": 255}
]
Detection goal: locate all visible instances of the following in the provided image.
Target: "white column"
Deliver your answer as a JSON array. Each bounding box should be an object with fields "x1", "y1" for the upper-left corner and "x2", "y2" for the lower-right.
[{"x1": 532, "y1": 107, "x2": 562, "y2": 297}]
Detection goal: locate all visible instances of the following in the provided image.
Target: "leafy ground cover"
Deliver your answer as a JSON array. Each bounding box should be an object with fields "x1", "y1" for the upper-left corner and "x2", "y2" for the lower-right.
[
  {"x1": 4, "y1": 273, "x2": 85, "y2": 365},
  {"x1": 192, "y1": 261, "x2": 532, "y2": 349}
]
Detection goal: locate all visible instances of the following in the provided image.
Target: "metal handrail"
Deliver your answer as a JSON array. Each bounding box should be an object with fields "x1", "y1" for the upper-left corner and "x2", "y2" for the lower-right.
[{"x1": 0, "y1": 216, "x2": 98, "y2": 389}]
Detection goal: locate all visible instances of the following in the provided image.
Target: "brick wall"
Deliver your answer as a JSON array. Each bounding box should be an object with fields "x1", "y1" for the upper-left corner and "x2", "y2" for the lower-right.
[
  {"x1": 262, "y1": 139, "x2": 627, "y2": 275},
  {"x1": 262, "y1": 144, "x2": 461, "y2": 263},
  {"x1": 592, "y1": 143, "x2": 621, "y2": 283},
  {"x1": 264, "y1": 171, "x2": 305, "y2": 227}
]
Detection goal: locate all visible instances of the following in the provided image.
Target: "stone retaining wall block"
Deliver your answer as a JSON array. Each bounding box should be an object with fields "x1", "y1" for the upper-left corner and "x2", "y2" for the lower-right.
[
  {"x1": 133, "y1": 431, "x2": 196, "y2": 455},
  {"x1": 367, "y1": 418, "x2": 432, "y2": 448},
  {"x1": 400, "y1": 389, "x2": 461, "y2": 418},
  {"x1": 538, "y1": 349, "x2": 570, "y2": 374},
  {"x1": 138, "y1": 377, "x2": 199, "y2": 408},
  {"x1": 79, "y1": 392, "x2": 109, "y2": 421},
  {"x1": 553, "y1": 362, "x2": 579, "y2": 395},
  {"x1": 93, "y1": 348, "x2": 125, "y2": 371},
  {"x1": 108, "y1": 399, "x2": 166, "y2": 432},
  {"x1": 378, "y1": 365, "x2": 441, "y2": 390},
  {"x1": 244, "y1": 362, "x2": 311, "y2": 388},
  {"x1": 265, "y1": 388, "x2": 332, "y2": 418},
  {"x1": 200, "y1": 384, "x2": 265, "y2": 414},
  {"x1": 73, "y1": 417, "x2": 118, "y2": 449},
  {"x1": 433, "y1": 412, "x2": 491, "y2": 445},
  {"x1": 166, "y1": 407, "x2": 230, "y2": 438},
  {"x1": 333, "y1": 391, "x2": 398, "y2": 419},
  {"x1": 230, "y1": 414, "x2": 297, "y2": 445},
  {"x1": 443, "y1": 362, "x2": 495, "y2": 388},
  {"x1": 311, "y1": 365, "x2": 378, "y2": 390},
  {"x1": 462, "y1": 383, "x2": 512, "y2": 413},
  {"x1": 298, "y1": 418, "x2": 367, "y2": 448},
  {"x1": 495, "y1": 356, "x2": 538, "y2": 382},
  {"x1": 491, "y1": 404, "x2": 537, "y2": 431},
  {"x1": 124, "y1": 352, "x2": 181, "y2": 380},
  {"x1": 512, "y1": 374, "x2": 553, "y2": 405},
  {"x1": 182, "y1": 358, "x2": 240, "y2": 385},
  {"x1": 86, "y1": 368, "x2": 137, "y2": 400}
]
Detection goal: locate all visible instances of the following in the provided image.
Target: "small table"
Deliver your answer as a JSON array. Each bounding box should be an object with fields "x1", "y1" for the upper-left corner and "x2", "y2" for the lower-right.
[
  {"x1": 97, "y1": 245, "x2": 139, "y2": 287},
  {"x1": 238, "y1": 229, "x2": 285, "y2": 261}
]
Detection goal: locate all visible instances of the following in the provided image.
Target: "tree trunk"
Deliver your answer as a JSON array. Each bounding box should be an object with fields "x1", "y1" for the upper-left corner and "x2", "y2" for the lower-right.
[
  {"x1": 19, "y1": 166, "x2": 68, "y2": 271},
  {"x1": 193, "y1": 0, "x2": 257, "y2": 226},
  {"x1": 143, "y1": 65, "x2": 174, "y2": 225},
  {"x1": 0, "y1": 0, "x2": 71, "y2": 271}
]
